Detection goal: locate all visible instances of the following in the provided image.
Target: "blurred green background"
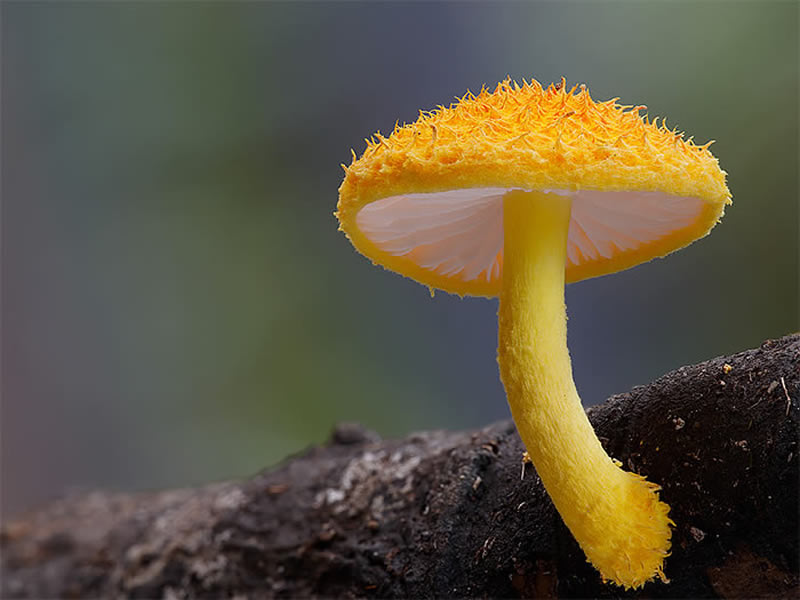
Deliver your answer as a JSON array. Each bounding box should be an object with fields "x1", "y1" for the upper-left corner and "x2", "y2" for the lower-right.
[{"x1": 2, "y1": 1, "x2": 797, "y2": 518}]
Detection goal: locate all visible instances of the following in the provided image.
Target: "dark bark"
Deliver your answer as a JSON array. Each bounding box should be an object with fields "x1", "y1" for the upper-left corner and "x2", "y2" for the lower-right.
[{"x1": 2, "y1": 335, "x2": 798, "y2": 599}]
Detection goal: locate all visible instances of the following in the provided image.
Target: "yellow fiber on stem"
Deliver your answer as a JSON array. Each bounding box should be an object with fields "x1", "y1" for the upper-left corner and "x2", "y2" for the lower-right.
[{"x1": 497, "y1": 190, "x2": 673, "y2": 589}]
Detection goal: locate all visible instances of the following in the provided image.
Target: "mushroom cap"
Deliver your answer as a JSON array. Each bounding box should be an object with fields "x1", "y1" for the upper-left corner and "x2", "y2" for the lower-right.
[{"x1": 337, "y1": 78, "x2": 731, "y2": 297}]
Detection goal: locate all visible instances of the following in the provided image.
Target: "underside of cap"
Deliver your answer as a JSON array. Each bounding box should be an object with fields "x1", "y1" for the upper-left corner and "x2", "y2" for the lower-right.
[{"x1": 337, "y1": 78, "x2": 731, "y2": 297}]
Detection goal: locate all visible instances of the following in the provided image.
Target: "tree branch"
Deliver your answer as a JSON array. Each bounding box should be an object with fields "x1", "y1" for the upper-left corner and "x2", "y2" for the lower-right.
[{"x1": 2, "y1": 335, "x2": 798, "y2": 599}]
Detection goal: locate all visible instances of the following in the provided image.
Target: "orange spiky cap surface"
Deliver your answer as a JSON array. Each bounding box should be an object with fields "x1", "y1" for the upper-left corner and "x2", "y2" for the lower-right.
[{"x1": 337, "y1": 77, "x2": 731, "y2": 296}]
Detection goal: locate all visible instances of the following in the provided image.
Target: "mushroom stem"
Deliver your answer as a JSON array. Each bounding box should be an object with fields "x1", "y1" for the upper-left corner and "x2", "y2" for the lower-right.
[{"x1": 497, "y1": 189, "x2": 673, "y2": 589}]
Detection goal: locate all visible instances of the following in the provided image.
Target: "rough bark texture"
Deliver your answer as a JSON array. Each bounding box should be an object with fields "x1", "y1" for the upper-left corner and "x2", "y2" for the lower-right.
[{"x1": 2, "y1": 335, "x2": 798, "y2": 599}]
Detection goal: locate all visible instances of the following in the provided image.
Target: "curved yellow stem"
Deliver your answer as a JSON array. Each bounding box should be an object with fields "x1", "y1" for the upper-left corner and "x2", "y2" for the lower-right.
[{"x1": 497, "y1": 189, "x2": 673, "y2": 589}]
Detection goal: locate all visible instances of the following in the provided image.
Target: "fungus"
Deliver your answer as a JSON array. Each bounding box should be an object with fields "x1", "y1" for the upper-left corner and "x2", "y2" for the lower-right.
[{"x1": 336, "y1": 77, "x2": 730, "y2": 588}]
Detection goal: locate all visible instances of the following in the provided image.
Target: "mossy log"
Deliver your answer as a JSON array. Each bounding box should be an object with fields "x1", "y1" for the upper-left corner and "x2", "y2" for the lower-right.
[{"x1": 2, "y1": 335, "x2": 798, "y2": 599}]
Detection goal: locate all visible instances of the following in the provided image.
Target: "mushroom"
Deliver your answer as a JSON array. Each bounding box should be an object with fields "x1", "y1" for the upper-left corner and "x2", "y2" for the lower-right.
[{"x1": 336, "y1": 78, "x2": 731, "y2": 588}]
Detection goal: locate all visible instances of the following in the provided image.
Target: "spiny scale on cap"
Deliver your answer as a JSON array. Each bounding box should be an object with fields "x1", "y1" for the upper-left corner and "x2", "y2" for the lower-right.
[{"x1": 338, "y1": 77, "x2": 730, "y2": 211}]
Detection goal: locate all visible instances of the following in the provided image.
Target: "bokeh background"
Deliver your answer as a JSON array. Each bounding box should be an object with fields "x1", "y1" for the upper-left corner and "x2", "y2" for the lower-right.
[{"x1": 2, "y1": 1, "x2": 797, "y2": 519}]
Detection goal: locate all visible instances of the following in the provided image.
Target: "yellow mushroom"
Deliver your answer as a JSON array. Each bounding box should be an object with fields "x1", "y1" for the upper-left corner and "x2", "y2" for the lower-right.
[{"x1": 336, "y1": 77, "x2": 731, "y2": 588}]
